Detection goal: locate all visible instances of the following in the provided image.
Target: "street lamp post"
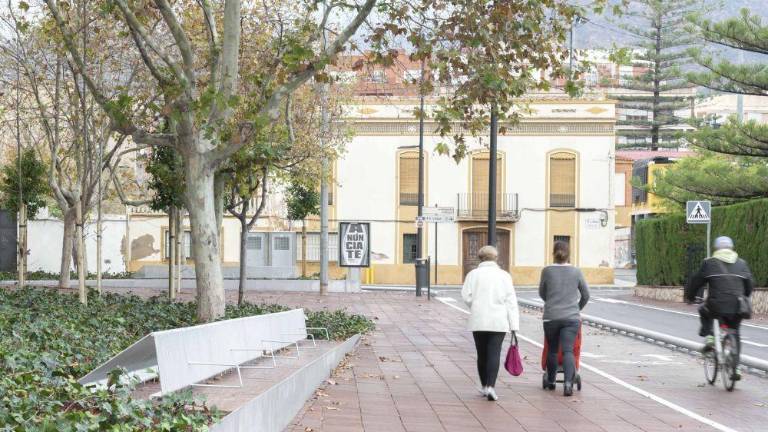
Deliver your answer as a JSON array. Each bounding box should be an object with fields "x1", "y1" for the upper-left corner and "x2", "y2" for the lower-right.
[
  {"x1": 488, "y1": 106, "x2": 498, "y2": 247},
  {"x1": 416, "y1": 59, "x2": 426, "y2": 297}
]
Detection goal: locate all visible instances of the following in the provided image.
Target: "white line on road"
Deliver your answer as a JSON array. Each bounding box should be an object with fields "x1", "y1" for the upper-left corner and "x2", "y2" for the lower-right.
[
  {"x1": 592, "y1": 297, "x2": 768, "y2": 331},
  {"x1": 435, "y1": 297, "x2": 741, "y2": 432},
  {"x1": 742, "y1": 340, "x2": 768, "y2": 348}
]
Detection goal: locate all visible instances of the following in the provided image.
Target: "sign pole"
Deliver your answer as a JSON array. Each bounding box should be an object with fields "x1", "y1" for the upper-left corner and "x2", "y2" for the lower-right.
[
  {"x1": 434, "y1": 221, "x2": 438, "y2": 286},
  {"x1": 686, "y1": 200, "x2": 712, "y2": 259}
]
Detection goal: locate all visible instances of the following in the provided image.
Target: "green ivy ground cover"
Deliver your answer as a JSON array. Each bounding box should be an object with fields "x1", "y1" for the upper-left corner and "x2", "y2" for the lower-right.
[
  {"x1": 0, "y1": 271, "x2": 135, "y2": 281},
  {"x1": 0, "y1": 288, "x2": 374, "y2": 431}
]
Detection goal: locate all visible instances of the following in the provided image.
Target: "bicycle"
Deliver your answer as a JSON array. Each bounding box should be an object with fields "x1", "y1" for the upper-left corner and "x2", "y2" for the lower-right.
[{"x1": 702, "y1": 319, "x2": 740, "y2": 392}]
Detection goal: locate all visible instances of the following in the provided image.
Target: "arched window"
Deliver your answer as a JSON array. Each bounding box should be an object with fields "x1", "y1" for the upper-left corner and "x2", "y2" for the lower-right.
[
  {"x1": 399, "y1": 152, "x2": 420, "y2": 206},
  {"x1": 549, "y1": 152, "x2": 576, "y2": 208}
]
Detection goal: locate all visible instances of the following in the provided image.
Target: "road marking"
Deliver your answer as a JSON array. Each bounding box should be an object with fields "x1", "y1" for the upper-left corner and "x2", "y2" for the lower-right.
[
  {"x1": 742, "y1": 340, "x2": 768, "y2": 348},
  {"x1": 642, "y1": 354, "x2": 675, "y2": 362},
  {"x1": 435, "y1": 297, "x2": 741, "y2": 432},
  {"x1": 581, "y1": 352, "x2": 606, "y2": 359},
  {"x1": 591, "y1": 298, "x2": 768, "y2": 331}
]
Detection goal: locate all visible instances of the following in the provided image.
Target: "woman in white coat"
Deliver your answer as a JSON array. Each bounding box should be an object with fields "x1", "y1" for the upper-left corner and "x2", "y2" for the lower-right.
[{"x1": 461, "y1": 245, "x2": 520, "y2": 401}]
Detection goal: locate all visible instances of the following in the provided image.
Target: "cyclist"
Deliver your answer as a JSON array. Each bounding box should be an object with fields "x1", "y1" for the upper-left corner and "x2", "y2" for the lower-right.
[{"x1": 685, "y1": 236, "x2": 753, "y2": 380}]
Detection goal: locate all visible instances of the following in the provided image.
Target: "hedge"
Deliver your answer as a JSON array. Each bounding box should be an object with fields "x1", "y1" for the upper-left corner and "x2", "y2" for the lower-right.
[{"x1": 636, "y1": 198, "x2": 768, "y2": 287}]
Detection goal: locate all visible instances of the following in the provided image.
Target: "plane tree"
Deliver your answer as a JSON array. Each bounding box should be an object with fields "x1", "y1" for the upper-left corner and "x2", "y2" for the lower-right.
[{"x1": 40, "y1": 0, "x2": 606, "y2": 321}]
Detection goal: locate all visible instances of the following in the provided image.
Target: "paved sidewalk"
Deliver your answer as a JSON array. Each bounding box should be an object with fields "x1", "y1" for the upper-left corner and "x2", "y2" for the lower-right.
[
  {"x1": 283, "y1": 292, "x2": 726, "y2": 432},
  {"x1": 48, "y1": 286, "x2": 767, "y2": 431}
]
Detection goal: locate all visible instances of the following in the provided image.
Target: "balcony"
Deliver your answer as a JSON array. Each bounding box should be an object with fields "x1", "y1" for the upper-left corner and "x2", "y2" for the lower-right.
[
  {"x1": 457, "y1": 193, "x2": 520, "y2": 221},
  {"x1": 399, "y1": 192, "x2": 419, "y2": 206}
]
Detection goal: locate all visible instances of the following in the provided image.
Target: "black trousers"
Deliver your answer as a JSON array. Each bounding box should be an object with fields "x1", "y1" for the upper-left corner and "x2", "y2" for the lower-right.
[
  {"x1": 472, "y1": 331, "x2": 506, "y2": 388},
  {"x1": 543, "y1": 319, "x2": 580, "y2": 384},
  {"x1": 699, "y1": 306, "x2": 742, "y2": 363}
]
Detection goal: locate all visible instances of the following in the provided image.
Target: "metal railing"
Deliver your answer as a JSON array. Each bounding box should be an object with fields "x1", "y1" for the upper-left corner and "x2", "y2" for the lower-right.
[
  {"x1": 399, "y1": 192, "x2": 419, "y2": 206},
  {"x1": 550, "y1": 193, "x2": 576, "y2": 208},
  {"x1": 457, "y1": 193, "x2": 519, "y2": 221}
]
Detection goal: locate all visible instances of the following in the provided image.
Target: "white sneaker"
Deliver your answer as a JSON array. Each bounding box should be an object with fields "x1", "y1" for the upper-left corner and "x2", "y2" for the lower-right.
[
  {"x1": 486, "y1": 387, "x2": 498, "y2": 401},
  {"x1": 479, "y1": 386, "x2": 488, "y2": 397}
]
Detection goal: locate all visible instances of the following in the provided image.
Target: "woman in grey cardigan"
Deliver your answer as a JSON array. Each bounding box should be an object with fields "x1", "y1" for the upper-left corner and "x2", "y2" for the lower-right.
[{"x1": 538, "y1": 241, "x2": 589, "y2": 396}]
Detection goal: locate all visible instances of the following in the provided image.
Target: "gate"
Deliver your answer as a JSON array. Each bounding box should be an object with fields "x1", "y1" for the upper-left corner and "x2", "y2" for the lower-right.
[{"x1": 0, "y1": 210, "x2": 16, "y2": 272}]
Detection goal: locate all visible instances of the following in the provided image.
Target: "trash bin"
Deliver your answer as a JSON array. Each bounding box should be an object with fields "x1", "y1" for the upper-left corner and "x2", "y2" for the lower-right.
[{"x1": 415, "y1": 257, "x2": 431, "y2": 298}]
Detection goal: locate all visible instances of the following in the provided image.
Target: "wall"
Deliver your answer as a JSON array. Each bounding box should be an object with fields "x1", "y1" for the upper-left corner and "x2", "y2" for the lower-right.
[
  {"x1": 27, "y1": 214, "x2": 128, "y2": 273},
  {"x1": 615, "y1": 159, "x2": 633, "y2": 228},
  {"x1": 332, "y1": 100, "x2": 616, "y2": 285}
]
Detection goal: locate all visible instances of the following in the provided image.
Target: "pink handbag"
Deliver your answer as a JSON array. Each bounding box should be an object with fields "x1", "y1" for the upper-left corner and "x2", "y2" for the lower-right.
[{"x1": 505, "y1": 332, "x2": 524, "y2": 376}]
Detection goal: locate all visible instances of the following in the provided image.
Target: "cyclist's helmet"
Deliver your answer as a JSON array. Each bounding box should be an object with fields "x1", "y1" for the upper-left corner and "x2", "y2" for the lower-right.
[{"x1": 713, "y1": 236, "x2": 734, "y2": 251}]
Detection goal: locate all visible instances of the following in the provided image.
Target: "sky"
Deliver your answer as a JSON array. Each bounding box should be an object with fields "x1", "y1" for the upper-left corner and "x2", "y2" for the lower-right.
[{"x1": 577, "y1": 0, "x2": 768, "y2": 52}]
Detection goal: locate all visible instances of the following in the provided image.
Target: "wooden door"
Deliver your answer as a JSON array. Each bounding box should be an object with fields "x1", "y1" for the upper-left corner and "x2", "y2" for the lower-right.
[{"x1": 462, "y1": 228, "x2": 510, "y2": 279}]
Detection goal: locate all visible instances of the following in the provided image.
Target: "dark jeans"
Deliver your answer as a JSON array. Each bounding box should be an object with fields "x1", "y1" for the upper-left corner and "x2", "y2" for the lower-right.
[
  {"x1": 543, "y1": 319, "x2": 580, "y2": 384},
  {"x1": 472, "y1": 331, "x2": 506, "y2": 388},
  {"x1": 699, "y1": 306, "x2": 742, "y2": 363}
]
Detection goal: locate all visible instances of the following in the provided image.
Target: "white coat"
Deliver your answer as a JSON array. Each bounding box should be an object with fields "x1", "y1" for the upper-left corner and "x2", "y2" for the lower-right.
[{"x1": 461, "y1": 261, "x2": 520, "y2": 332}]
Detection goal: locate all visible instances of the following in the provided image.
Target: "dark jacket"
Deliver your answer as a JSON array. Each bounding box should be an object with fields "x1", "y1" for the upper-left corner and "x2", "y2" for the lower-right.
[{"x1": 684, "y1": 256, "x2": 753, "y2": 315}]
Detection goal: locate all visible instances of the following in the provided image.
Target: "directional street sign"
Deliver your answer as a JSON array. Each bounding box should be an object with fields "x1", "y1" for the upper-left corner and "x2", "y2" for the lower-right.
[
  {"x1": 686, "y1": 200, "x2": 711, "y2": 224},
  {"x1": 421, "y1": 207, "x2": 455, "y2": 224}
]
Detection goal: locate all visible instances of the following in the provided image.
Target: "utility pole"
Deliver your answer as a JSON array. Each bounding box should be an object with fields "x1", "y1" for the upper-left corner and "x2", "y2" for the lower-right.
[
  {"x1": 319, "y1": 84, "x2": 330, "y2": 295},
  {"x1": 488, "y1": 106, "x2": 498, "y2": 247},
  {"x1": 15, "y1": 43, "x2": 25, "y2": 289},
  {"x1": 416, "y1": 58, "x2": 426, "y2": 296}
]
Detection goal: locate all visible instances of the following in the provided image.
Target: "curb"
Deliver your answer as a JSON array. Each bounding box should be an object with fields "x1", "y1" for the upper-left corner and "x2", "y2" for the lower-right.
[
  {"x1": 518, "y1": 298, "x2": 768, "y2": 377},
  {"x1": 211, "y1": 334, "x2": 361, "y2": 432}
]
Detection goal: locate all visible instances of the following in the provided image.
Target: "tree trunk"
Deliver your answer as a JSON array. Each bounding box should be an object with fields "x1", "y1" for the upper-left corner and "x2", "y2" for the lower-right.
[
  {"x1": 176, "y1": 208, "x2": 183, "y2": 294},
  {"x1": 238, "y1": 216, "x2": 247, "y2": 307},
  {"x1": 59, "y1": 207, "x2": 75, "y2": 289},
  {"x1": 301, "y1": 220, "x2": 307, "y2": 278},
  {"x1": 185, "y1": 156, "x2": 225, "y2": 322},
  {"x1": 214, "y1": 172, "x2": 226, "y2": 234},
  {"x1": 75, "y1": 198, "x2": 87, "y2": 305},
  {"x1": 17, "y1": 204, "x2": 27, "y2": 288},
  {"x1": 168, "y1": 206, "x2": 176, "y2": 299}
]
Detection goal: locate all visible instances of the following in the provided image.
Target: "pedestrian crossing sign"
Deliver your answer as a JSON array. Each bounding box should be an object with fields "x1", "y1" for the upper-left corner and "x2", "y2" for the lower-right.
[{"x1": 686, "y1": 200, "x2": 711, "y2": 224}]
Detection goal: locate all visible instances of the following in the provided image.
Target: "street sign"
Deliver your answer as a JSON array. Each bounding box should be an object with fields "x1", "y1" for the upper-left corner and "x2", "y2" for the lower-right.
[
  {"x1": 421, "y1": 206, "x2": 455, "y2": 223},
  {"x1": 338, "y1": 222, "x2": 371, "y2": 267},
  {"x1": 415, "y1": 216, "x2": 425, "y2": 229},
  {"x1": 686, "y1": 200, "x2": 711, "y2": 224}
]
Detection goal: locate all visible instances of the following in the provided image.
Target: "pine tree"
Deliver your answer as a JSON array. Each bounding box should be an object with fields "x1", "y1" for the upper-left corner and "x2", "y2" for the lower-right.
[
  {"x1": 652, "y1": 9, "x2": 768, "y2": 205},
  {"x1": 611, "y1": 0, "x2": 700, "y2": 150}
]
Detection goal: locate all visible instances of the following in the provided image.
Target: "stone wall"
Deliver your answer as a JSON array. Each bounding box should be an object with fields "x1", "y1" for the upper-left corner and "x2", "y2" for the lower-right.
[{"x1": 634, "y1": 286, "x2": 768, "y2": 315}]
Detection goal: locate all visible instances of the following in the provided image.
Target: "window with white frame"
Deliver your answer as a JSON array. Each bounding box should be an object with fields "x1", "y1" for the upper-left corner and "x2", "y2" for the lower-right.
[{"x1": 296, "y1": 233, "x2": 339, "y2": 262}]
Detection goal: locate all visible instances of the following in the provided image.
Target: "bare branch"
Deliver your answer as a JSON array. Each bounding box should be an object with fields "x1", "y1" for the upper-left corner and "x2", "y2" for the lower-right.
[{"x1": 153, "y1": 0, "x2": 196, "y2": 85}]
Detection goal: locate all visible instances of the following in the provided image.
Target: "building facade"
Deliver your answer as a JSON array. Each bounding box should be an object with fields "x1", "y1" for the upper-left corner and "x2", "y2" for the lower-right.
[{"x1": 319, "y1": 96, "x2": 617, "y2": 285}]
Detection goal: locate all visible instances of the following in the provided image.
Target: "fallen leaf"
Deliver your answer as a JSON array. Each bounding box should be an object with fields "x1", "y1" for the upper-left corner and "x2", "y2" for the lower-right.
[{"x1": 327, "y1": 379, "x2": 337, "y2": 385}]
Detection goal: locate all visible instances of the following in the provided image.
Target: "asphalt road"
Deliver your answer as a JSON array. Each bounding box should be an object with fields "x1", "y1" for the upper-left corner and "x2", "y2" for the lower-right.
[{"x1": 515, "y1": 288, "x2": 768, "y2": 360}]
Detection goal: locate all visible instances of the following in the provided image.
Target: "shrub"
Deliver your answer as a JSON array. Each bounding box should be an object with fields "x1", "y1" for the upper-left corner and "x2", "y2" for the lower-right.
[
  {"x1": 0, "y1": 287, "x2": 374, "y2": 430},
  {"x1": 636, "y1": 199, "x2": 768, "y2": 286}
]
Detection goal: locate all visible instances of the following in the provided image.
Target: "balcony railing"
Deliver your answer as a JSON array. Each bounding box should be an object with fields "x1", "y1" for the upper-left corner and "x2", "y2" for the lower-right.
[
  {"x1": 400, "y1": 192, "x2": 420, "y2": 206},
  {"x1": 457, "y1": 193, "x2": 520, "y2": 221},
  {"x1": 549, "y1": 193, "x2": 575, "y2": 208}
]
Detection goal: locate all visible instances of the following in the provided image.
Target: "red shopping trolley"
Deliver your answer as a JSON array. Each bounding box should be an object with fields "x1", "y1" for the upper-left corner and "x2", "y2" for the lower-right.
[{"x1": 540, "y1": 322, "x2": 583, "y2": 391}]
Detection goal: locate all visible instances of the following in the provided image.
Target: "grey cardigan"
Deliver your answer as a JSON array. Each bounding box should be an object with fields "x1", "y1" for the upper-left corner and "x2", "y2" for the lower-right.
[{"x1": 538, "y1": 265, "x2": 590, "y2": 321}]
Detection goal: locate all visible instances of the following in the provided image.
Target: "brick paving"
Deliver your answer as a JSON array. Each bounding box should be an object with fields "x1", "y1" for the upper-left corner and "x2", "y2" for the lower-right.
[
  {"x1": 50, "y1": 285, "x2": 768, "y2": 431},
  {"x1": 278, "y1": 291, "x2": 738, "y2": 432}
]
